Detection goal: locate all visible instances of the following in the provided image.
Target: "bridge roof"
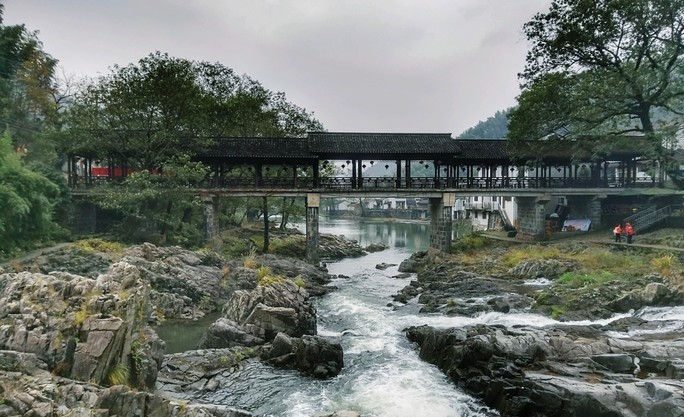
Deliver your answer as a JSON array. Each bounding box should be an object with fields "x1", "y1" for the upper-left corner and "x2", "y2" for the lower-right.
[
  {"x1": 455, "y1": 139, "x2": 511, "y2": 160},
  {"x1": 196, "y1": 134, "x2": 646, "y2": 165},
  {"x1": 202, "y1": 137, "x2": 314, "y2": 161},
  {"x1": 307, "y1": 132, "x2": 460, "y2": 158}
]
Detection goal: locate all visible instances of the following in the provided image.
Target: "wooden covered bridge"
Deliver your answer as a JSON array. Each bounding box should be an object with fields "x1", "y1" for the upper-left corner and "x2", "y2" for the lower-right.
[{"x1": 68, "y1": 132, "x2": 671, "y2": 263}]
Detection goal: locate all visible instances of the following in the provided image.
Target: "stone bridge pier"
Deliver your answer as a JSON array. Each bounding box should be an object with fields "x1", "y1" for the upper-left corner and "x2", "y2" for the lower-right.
[
  {"x1": 202, "y1": 196, "x2": 220, "y2": 242},
  {"x1": 517, "y1": 193, "x2": 605, "y2": 239},
  {"x1": 306, "y1": 193, "x2": 320, "y2": 265},
  {"x1": 516, "y1": 196, "x2": 548, "y2": 239},
  {"x1": 429, "y1": 193, "x2": 455, "y2": 253},
  {"x1": 566, "y1": 195, "x2": 605, "y2": 230}
]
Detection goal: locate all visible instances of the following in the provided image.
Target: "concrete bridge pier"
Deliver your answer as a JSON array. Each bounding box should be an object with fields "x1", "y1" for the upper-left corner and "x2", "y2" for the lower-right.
[
  {"x1": 306, "y1": 193, "x2": 320, "y2": 265},
  {"x1": 202, "y1": 196, "x2": 220, "y2": 242},
  {"x1": 429, "y1": 193, "x2": 455, "y2": 253}
]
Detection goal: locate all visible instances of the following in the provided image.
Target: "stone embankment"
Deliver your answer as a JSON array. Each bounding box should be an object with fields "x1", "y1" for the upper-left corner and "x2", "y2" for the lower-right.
[
  {"x1": 395, "y1": 241, "x2": 684, "y2": 417},
  {"x1": 0, "y1": 234, "x2": 370, "y2": 416}
]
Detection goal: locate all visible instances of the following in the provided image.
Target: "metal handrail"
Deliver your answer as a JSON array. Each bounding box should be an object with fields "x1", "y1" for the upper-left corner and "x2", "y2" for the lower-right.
[
  {"x1": 625, "y1": 205, "x2": 673, "y2": 232},
  {"x1": 72, "y1": 174, "x2": 665, "y2": 191}
]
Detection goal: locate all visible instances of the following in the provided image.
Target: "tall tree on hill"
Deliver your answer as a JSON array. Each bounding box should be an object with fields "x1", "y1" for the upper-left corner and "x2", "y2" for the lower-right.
[{"x1": 508, "y1": 0, "x2": 684, "y2": 158}]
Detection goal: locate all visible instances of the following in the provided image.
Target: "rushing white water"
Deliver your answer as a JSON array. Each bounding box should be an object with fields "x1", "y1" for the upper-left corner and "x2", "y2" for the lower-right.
[{"x1": 189, "y1": 218, "x2": 684, "y2": 417}]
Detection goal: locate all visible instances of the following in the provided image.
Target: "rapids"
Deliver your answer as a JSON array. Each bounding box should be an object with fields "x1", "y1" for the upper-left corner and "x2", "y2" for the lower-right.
[{"x1": 179, "y1": 218, "x2": 683, "y2": 416}]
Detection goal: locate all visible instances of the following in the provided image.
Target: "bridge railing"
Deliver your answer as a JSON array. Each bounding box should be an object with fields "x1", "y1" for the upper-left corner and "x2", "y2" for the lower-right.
[{"x1": 73, "y1": 174, "x2": 659, "y2": 190}]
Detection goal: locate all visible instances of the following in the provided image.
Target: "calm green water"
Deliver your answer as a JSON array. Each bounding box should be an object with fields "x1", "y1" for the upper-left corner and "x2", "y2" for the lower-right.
[
  {"x1": 317, "y1": 217, "x2": 430, "y2": 253},
  {"x1": 154, "y1": 312, "x2": 221, "y2": 353}
]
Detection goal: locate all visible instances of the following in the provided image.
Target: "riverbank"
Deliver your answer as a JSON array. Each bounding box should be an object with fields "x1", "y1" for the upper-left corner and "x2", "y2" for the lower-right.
[
  {"x1": 395, "y1": 227, "x2": 684, "y2": 416},
  {"x1": 0, "y1": 228, "x2": 375, "y2": 417},
  {"x1": 2, "y1": 223, "x2": 684, "y2": 416}
]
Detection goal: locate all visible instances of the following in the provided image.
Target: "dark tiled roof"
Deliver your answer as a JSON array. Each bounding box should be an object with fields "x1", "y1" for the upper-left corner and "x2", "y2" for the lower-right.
[
  {"x1": 308, "y1": 132, "x2": 460, "y2": 156},
  {"x1": 455, "y1": 139, "x2": 575, "y2": 161},
  {"x1": 201, "y1": 137, "x2": 313, "y2": 159},
  {"x1": 197, "y1": 134, "x2": 644, "y2": 163},
  {"x1": 454, "y1": 138, "x2": 644, "y2": 162},
  {"x1": 454, "y1": 139, "x2": 512, "y2": 160}
]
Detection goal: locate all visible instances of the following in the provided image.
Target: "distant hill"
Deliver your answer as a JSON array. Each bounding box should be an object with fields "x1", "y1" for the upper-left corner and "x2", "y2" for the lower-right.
[{"x1": 457, "y1": 109, "x2": 510, "y2": 139}]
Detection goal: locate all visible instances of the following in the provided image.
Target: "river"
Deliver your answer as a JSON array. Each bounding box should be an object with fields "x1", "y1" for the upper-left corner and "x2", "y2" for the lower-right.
[{"x1": 168, "y1": 218, "x2": 683, "y2": 417}]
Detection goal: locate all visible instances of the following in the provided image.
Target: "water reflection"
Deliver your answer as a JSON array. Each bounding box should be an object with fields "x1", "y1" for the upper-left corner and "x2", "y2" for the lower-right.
[{"x1": 318, "y1": 217, "x2": 429, "y2": 252}]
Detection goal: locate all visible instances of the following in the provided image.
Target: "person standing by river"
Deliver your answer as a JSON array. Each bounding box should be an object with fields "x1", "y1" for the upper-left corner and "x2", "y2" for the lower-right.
[
  {"x1": 613, "y1": 224, "x2": 623, "y2": 242},
  {"x1": 625, "y1": 223, "x2": 634, "y2": 244}
]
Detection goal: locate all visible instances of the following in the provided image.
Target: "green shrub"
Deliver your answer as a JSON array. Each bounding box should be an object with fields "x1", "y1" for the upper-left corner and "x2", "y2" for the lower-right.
[
  {"x1": 107, "y1": 363, "x2": 130, "y2": 386},
  {"x1": 259, "y1": 274, "x2": 286, "y2": 287},
  {"x1": 452, "y1": 232, "x2": 488, "y2": 252},
  {"x1": 269, "y1": 235, "x2": 305, "y2": 254},
  {"x1": 72, "y1": 238, "x2": 124, "y2": 254},
  {"x1": 652, "y1": 254, "x2": 674, "y2": 276},
  {"x1": 556, "y1": 271, "x2": 614, "y2": 288},
  {"x1": 255, "y1": 266, "x2": 271, "y2": 280}
]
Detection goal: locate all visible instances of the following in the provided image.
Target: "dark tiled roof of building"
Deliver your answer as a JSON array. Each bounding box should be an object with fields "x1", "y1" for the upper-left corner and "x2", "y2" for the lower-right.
[
  {"x1": 307, "y1": 132, "x2": 460, "y2": 156},
  {"x1": 201, "y1": 137, "x2": 313, "y2": 159}
]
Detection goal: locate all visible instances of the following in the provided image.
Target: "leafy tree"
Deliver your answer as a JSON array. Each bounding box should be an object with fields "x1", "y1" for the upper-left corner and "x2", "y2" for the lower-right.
[
  {"x1": 92, "y1": 155, "x2": 208, "y2": 246},
  {"x1": 65, "y1": 53, "x2": 209, "y2": 171},
  {"x1": 0, "y1": 130, "x2": 60, "y2": 255},
  {"x1": 509, "y1": 0, "x2": 684, "y2": 149},
  {"x1": 458, "y1": 109, "x2": 511, "y2": 139},
  {"x1": 65, "y1": 52, "x2": 323, "y2": 170},
  {"x1": 64, "y1": 52, "x2": 323, "y2": 243},
  {"x1": 0, "y1": 3, "x2": 60, "y2": 165}
]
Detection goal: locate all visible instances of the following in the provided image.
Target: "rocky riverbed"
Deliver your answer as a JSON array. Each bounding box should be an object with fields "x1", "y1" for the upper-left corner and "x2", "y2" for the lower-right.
[
  {"x1": 394, "y1": 233, "x2": 684, "y2": 417},
  {"x1": 2, "y1": 227, "x2": 684, "y2": 417},
  {"x1": 0, "y1": 233, "x2": 368, "y2": 417}
]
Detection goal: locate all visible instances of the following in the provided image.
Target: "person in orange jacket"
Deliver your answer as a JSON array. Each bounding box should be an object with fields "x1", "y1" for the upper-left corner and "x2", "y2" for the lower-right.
[
  {"x1": 613, "y1": 224, "x2": 623, "y2": 242},
  {"x1": 625, "y1": 223, "x2": 635, "y2": 244}
]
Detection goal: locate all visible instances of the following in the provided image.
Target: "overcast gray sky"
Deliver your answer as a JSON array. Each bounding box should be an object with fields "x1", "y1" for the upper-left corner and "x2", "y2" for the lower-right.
[{"x1": 4, "y1": 0, "x2": 551, "y2": 135}]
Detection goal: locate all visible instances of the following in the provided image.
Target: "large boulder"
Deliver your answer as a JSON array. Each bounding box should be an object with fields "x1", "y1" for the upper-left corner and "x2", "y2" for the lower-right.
[
  {"x1": 507, "y1": 259, "x2": 577, "y2": 279},
  {"x1": 0, "y1": 350, "x2": 252, "y2": 417},
  {"x1": 264, "y1": 332, "x2": 344, "y2": 379},
  {"x1": 122, "y1": 243, "x2": 231, "y2": 319},
  {"x1": 200, "y1": 279, "x2": 316, "y2": 349},
  {"x1": 0, "y1": 259, "x2": 163, "y2": 389},
  {"x1": 406, "y1": 323, "x2": 684, "y2": 417},
  {"x1": 608, "y1": 281, "x2": 684, "y2": 312},
  {"x1": 398, "y1": 250, "x2": 429, "y2": 273},
  {"x1": 198, "y1": 318, "x2": 265, "y2": 348}
]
